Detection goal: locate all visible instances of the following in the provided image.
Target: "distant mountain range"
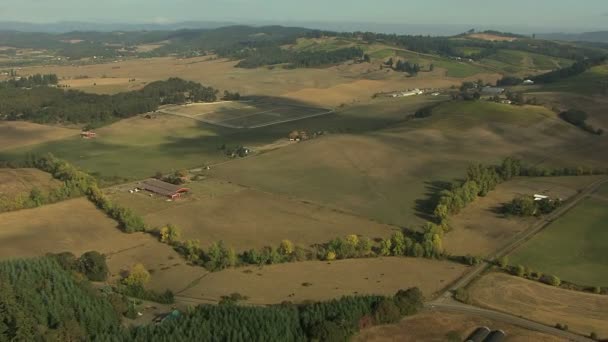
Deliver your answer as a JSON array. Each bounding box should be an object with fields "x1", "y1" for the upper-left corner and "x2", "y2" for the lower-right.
[
  {"x1": 0, "y1": 21, "x2": 235, "y2": 33},
  {"x1": 538, "y1": 31, "x2": 608, "y2": 44}
]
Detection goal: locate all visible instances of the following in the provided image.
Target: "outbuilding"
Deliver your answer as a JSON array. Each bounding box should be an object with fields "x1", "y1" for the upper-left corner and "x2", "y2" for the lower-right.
[
  {"x1": 466, "y1": 326, "x2": 491, "y2": 342},
  {"x1": 139, "y1": 178, "x2": 189, "y2": 199},
  {"x1": 484, "y1": 330, "x2": 506, "y2": 342}
]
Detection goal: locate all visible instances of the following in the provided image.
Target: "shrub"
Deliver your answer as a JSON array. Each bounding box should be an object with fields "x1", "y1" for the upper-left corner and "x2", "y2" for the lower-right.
[
  {"x1": 454, "y1": 288, "x2": 471, "y2": 304},
  {"x1": 541, "y1": 274, "x2": 561, "y2": 287},
  {"x1": 373, "y1": 299, "x2": 401, "y2": 324},
  {"x1": 394, "y1": 287, "x2": 424, "y2": 315},
  {"x1": 78, "y1": 251, "x2": 108, "y2": 281}
]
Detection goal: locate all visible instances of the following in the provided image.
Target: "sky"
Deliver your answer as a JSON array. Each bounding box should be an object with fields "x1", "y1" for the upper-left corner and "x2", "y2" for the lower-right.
[{"x1": 1, "y1": 0, "x2": 607, "y2": 32}]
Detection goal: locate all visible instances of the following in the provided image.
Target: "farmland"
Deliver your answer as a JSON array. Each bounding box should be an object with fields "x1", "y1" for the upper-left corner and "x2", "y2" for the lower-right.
[
  {"x1": 444, "y1": 176, "x2": 603, "y2": 257},
  {"x1": 108, "y1": 178, "x2": 397, "y2": 251},
  {"x1": 0, "y1": 168, "x2": 60, "y2": 196},
  {"x1": 510, "y1": 182, "x2": 608, "y2": 286},
  {"x1": 161, "y1": 100, "x2": 332, "y2": 129},
  {"x1": 469, "y1": 272, "x2": 608, "y2": 338},
  {"x1": 176, "y1": 257, "x2": 467, "y2": 305},
  {"x1": 209, "y1": 101, "x2": 601, "y2": 227},
  {"x1": 0, "y1": 121, "x2": 79, "y2": 151},
  {"x1": 355, "y1": 310, "x2": 566, "y2": 342}
]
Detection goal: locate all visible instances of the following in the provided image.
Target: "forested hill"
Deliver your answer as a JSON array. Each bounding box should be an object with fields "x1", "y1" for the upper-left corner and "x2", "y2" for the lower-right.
[
  {"x1": 1, "y1": 26, "x2": 606, "y2": 69},
  {"x1": 0, "y1": 77, "x2": 219, "y2": 125}
]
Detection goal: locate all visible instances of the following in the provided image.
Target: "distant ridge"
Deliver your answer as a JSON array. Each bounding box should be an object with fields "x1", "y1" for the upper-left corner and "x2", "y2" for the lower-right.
[
  {"x1": 0, "y1": 21, "x2": 235, "y2": 33},
  {"x1": 539, "y1": 31, "x2": 608, "y2": 44}
]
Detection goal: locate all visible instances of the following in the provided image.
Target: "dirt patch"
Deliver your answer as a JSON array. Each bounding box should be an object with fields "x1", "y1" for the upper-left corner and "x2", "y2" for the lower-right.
[
  {"x1": 355, "y1": 309, "x2": 565, "y2": 342},
  {"x1": 177, "y1": 257, "x2": 467, "y2": 305},
  {"x1": 469, "y1": 272, "x2": 608, "y2": 338}
]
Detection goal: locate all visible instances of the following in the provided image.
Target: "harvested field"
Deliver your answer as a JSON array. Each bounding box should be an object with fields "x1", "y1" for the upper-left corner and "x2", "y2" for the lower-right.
[
  {"x1": 108, "y1": 178, "x2": 396, "y2": 251},
  {"x1": 60, "y1": 77, "x2": 141, "y2": 94},
  {"x1": 161, "y1": 101, "x2": 332, "y2": 128},
  {"x1": 177, "y1": 257, "x2": 467, "y2": 305},
  {"x1": 469, "y1": 272, "x2": 608, "y2": 338},
  {"x1": 355, "y1": 310, "x2": 566, "y2": 342},
  {"x1": 0, "y1": 121, "x2": 79, "y2": 151},
  {"x1": 0, "y1": 198, "x2": 207, "y2": 293},
  {"x1": 445, "y1": 176, "x2": 602, "y2": 257},
  {"x1": 510, "y1": 182, "x2": 608, "y2": 286}
]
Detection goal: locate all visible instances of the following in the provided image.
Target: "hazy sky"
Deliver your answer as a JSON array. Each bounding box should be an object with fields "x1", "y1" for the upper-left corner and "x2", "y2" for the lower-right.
[{"x1": 1, "y1": 0, "x2": 607, "y2": 31}]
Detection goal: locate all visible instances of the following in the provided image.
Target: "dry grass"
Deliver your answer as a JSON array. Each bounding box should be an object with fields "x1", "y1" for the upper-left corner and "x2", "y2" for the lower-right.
[
  {"x1": 355, "y1": 310, "x2": 566, "y2": 342},
  {"x1": 0, "y1": 121, "x2": 79, "y2": 151},
  {"x1": 444, "y1": 176, "x2": 603, "y2": 257},
  {"x1": 177, "y1": 257, "x2": 467, "y2": 305},
  {"x1": 60, "y1": 77, "x2": 142, "y2": 94},
  {"x1": 0, "y1": 198, "x2": 207, "y2": 293},
  {"x1": 108, "y1": 178, "x2": 397, "y2": 251},
  {"x1": 467, "y1": 33, "x2": 517, "y2": 42},
  {"x1": 0, "y1": 168, "x2": 61, "y2": 196},
  {"x1": 19, "y1": 56, "x2": 496, "y2": 107},
  {"x1": 469, "y1": 272, "x2": 608, "y2": 338}
]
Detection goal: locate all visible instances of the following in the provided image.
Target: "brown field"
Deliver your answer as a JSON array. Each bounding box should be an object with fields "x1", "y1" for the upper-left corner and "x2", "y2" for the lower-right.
[
  {"x1": 0, "y1": 168, "x2": 61, "y2": 196},
  {"x1": 60, "y1": 77, "x2": 142, "y2": 94},
  {"x1": 0, "y1": 198, "x2": 208, "y2": 294},
  {"x1": 177, "y1": 257, "x2": 467, "y2": 305},
  {"x1": 18, "y1": 56, "x2": 497, "y2": 107},
  {"x1": 469, "y1": 272, "x2": 608, "y2": 338},
  {"x1": 532, "y1": 92, "x2": 608, "y2": 127},
  {"x1": 108, "y1": 178, "x2": 397, "y2": 251},
  {"x1": 355, "y1": 310, "x2": 565, "y2": 342},
  {"x1": 444, "y1": 176, "x2": 603, "y2": 257},
  {"x1": 0, "y1": 121, "x2": 79, "y2": 151},
  {"x1": 467, "y1": 33, "x2": 517, "y2": 42}
]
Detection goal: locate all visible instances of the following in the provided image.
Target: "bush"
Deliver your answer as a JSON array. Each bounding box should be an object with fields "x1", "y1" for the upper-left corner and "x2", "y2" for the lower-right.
[
  {"x1": 540, "y1": 274, "x2": 561, "y2": 287},
  {"x1": 78, "y1": 251, "x2": 108, "y2": 281},
  {"x1": 119, "y1": 284, "x2": 174, "y2": 304},
  {"x1": 373, "y1": 299, "x2": 401, "y2": 324},
  {"x1": 394, "y1": 288, "x2": 424, "y2": 315},
  {"x1": 454, "y1": 288, "x2": 471, "y2": 304}
]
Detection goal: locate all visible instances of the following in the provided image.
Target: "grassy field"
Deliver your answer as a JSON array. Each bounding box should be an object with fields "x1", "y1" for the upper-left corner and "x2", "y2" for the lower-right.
[
  {"x1": 108, "y1": 178, "x2": 397, "y2": 251},
  {"x1": 209, "y1": 101, "x2": 600, "y2": 227},
  {"x1": 0, "y1": 168, "x2": 61, "y2": 196},
  {"x1": 445, "y1": 176, "x2": 602, "y2": 257},
  {"x1": 0, "y1": 121, "x2": 79, "y2": 151},
  {"x1": 510, "y1": 182, "x2": 608, "y2": 286},
  {"x1": 176, "y1": 257, "x2": 466, "y2": 305},
  {"x1": 532, "y1": 63, "x2": 608, "y2": 95},
  {"x1": 0, "y1": 197, "x2": 208, "y2": 294},
  {"x1": 355, "y1": 310, "x2": 566, "y2": 342},
  {"x1": 162, "y1": 100, "x2": 331, "y2": 129},
  {"x1": 469, "y1": 272, "x2": 608, "y2": 338}
]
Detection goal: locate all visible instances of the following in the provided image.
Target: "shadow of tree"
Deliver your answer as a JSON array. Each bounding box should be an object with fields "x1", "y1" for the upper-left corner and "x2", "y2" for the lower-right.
[{"x1": 414, "y1": 180, "x2": 454, "y2": 222}]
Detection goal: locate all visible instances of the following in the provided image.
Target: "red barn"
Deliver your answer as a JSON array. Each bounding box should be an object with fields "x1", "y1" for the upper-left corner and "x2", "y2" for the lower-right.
[{"x1": 139, "y1": 178, "x2": 189, "y2": 199}]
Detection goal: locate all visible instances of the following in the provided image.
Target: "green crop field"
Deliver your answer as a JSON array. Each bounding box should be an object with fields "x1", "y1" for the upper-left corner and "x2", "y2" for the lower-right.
[{"x1": 510, "y1": 182, "x2": 608, "y2": 286}]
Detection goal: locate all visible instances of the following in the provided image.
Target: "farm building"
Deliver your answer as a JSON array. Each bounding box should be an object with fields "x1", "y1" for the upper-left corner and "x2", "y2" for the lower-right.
[
  {"x1": 534, "y1": 194, "x2": 549, "y2": 201},
  {"x1": 139, "y1": 178, "x2": 189, "y2": 199},
  {"x1": 481, "y1": 87, "x2": 505, "y2": 95},
  {"x1": 80, "y1": 131, "x2": 97, "y2": 138},
  {"x1": 484, "y1": 330, "x2": 506, "y2": 342},
  {"x1": 523, "y1": 79, "x2": 535, "y2": 85}
]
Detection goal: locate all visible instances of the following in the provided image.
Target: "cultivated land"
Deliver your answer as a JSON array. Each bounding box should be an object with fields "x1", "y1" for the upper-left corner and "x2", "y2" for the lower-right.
[
  {"x1": 444, "y1": 176, "x2": 603, "y2": 257},
  {"x1": 209, "y1": 101, "x2": 603, "y2": 227},
  {"x1": 0, "y1": 197, "x2": 208, "y2": 294},
  {"x1": 108, "y1": 178, "x2": 396, "y2": 251},
  {"x1": 355, "y1": 310, "x2": 566, "y2": 342},
  {"x1": 510, "y1": 182, "x2": 608, "y2": 286},
  {"x1": 469, "y1": 272, "x2": 608, "y2": 338},
  {"x1": 0, "y1": 121, "x2": 79, "y2": 151},
  {"x1": 176, "y1": 257, "x2": 467, "y2": 305},
  {"x1": 0, "y1": 168, "x2": 61, "y2": 197}
]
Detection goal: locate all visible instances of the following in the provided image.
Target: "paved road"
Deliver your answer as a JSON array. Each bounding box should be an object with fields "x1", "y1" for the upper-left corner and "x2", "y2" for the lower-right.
[
  {"x1": 429, "y1": 177, "x2": 607, "y2": 340},
  {"x1": 425, "y1": 301, "x2": 594, "y2": 342}
]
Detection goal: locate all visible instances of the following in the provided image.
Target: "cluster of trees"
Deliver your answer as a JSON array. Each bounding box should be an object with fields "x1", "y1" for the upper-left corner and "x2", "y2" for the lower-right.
[
  {"x1": 559, "y1": 109, "x2": 603, "y2": 135},
  {"x1": 5, "y1": 73, "x2": 58, "y2": 88},
  {"x1": 47, "y1": 251, "x2": 109, "y2": 281},
  {"x1": 503, "y1": 196, "x2": 562, "y2": 216},
  {"x1": 434, "y1": 157, "x2": 522, "y2": 224},
  {"x1": 234, "y1": 46, "x2": 364, "y2": 69},
  {"x1": 117, "y1": 263, "x2": 175, "y2": 304},
  {"x1": 112, "y1": 288, "x2": 423, "y2": 341},
  {"x1": 0, "y1": 77, "x2": 220, "y2": 125},
  {"x1": 385, "y1": 58, "x2": 422, "y2": 75},
  {"x1": 531, "y1": 56, "x2": 607, "y2": 83},
  {"x1": 221, "y1": 90, "x2": 241, "y2": 101},
  {"x1": 0, "y1": 257, "x2": 122, "y2": 341}
]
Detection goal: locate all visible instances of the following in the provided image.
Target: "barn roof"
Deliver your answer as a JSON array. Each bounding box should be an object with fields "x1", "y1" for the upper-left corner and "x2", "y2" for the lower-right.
[{"x1": 139, "y1": 178, "x2": 189, "y2": 197}]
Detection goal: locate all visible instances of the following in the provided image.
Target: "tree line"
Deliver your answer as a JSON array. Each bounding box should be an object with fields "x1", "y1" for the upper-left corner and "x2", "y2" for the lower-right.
[
  {"x1": 559, "y1": 109, "x2": 603, "y2": 135},
  {"x1": 531, "y1": 56, "x2": 607, "y2": 83},
  {"x1": 0, "y1": 77, "x2": 221, "y2": 125},
  {"x1": 234, "y1": 46, "x2": 364, "y2": 69}
]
